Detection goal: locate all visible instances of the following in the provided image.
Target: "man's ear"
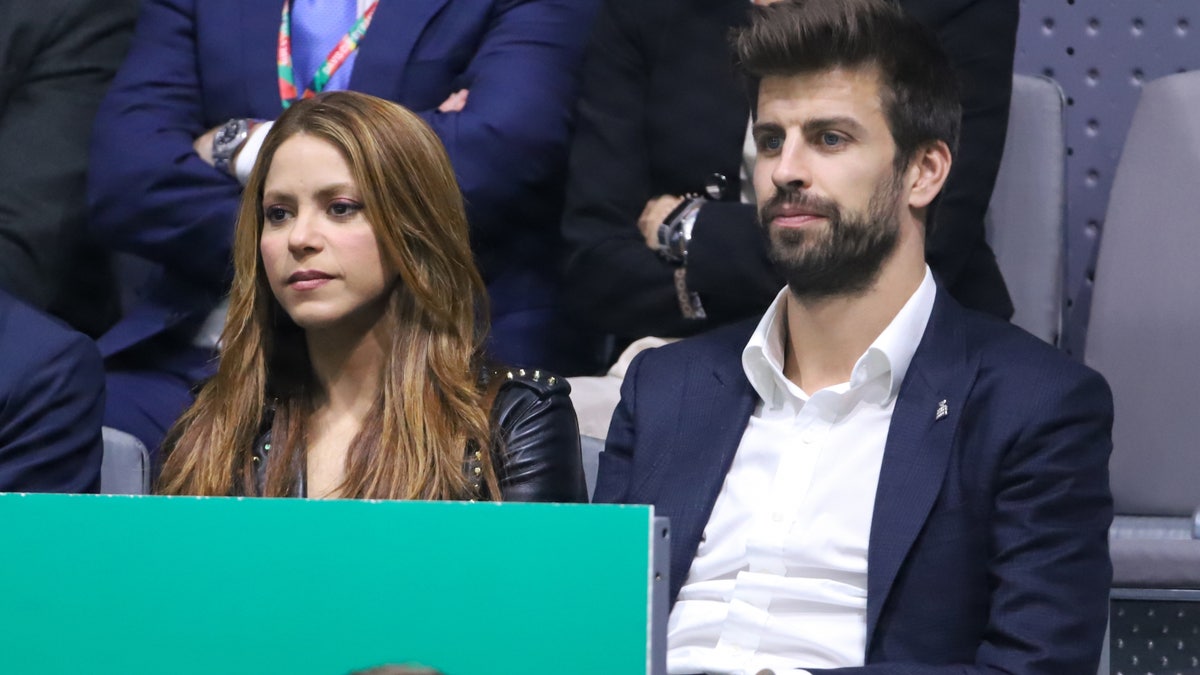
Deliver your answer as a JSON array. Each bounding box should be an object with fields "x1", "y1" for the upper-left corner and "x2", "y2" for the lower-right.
[{"x1": 905, "y1": 140, "x2": 952, "y2": 210}]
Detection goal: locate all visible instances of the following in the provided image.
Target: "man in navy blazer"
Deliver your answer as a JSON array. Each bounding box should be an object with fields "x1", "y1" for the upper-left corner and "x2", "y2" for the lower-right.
[
  {"x1": 88, "y1": 0, "x2": 600, "y2": 455},
  {"x1": 0, "y1": 290, "x2": 104, "y2": 493},
  {"x1": 593, "y1": 1, "x2": 1113, "y2": 673}
]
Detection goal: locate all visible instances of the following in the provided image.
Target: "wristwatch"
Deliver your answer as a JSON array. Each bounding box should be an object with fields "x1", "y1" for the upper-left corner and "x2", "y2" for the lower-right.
[
  {"x1": 655, "y1": 173, "x2": 730, "y2": 264},
  {"x1": 656, "y1": 196, "x2": 704, "y2": 264},
  {"x1": 212, "y1": 118, "x2": 251, "y2": 175}
]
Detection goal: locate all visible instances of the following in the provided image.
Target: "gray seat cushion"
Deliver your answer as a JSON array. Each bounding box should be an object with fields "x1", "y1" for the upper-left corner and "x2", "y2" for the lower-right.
[
  {"x1": 581, "y1": 434, "x2": 604, "y2": 501},
  {"x1": 100, "y1": 426, "x2": 151, "y2": 495},
  {"x1": 986, "y1": 74, "x2": 1066, "y2": 345},
  {"x1": 1085, "y1": 70, "x2": 1200, "y2": 518}
]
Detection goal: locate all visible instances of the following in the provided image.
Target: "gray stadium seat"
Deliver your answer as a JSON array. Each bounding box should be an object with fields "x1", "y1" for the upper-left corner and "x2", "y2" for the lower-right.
[
  {"x1": 100, "y1": 426, "x2": 151, "y2": 495},
  {"x1": 581, "y1": 434, "x2": 604, "y2": 501},
  {"x1": 986, "y1": 74, "x2": 1067, "y2": 345},
  {"x1": 1083, "y1": 70, "x2": 1200, "y2": 675}
]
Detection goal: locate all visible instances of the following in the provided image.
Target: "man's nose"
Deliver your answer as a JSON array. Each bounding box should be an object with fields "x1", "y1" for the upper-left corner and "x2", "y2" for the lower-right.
[{"x1": 771, "y1": 140, "x2": 812, "y2": 190}]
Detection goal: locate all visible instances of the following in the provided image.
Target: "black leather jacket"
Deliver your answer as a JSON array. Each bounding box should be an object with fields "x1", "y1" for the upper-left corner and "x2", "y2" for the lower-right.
[{"x1": 249, "y1": 368, "x2": 588, "y2": 502}]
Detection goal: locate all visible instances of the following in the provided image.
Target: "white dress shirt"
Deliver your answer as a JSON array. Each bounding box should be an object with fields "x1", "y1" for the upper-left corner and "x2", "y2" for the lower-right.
[{"x1": 667, "y1": 268, "x2": 936, "y2": 675}]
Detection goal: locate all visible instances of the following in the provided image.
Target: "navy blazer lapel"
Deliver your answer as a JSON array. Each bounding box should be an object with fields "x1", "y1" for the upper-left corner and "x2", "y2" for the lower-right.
[
  {"x1": 865, "y1": 290, "x2": 979, "y2": 649},
  {"x1": 239, "y1": 2, "x2": 286, "y2": 117},
  {"x1": 650, "y1": 328, "x2": 758, "y2": 603},
  {"x1": 350, "y1": 0, "x2": 450, "y2": 99}
]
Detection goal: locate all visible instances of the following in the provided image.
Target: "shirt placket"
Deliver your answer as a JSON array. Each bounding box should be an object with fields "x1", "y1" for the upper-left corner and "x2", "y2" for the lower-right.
[{"x1": 717, "y1": 393, "x2": 833, "y2": 666}]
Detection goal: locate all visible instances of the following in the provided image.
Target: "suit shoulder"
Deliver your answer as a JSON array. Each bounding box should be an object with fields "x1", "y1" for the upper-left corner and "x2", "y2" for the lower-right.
[
  {"x1": 0, "y1": 293, "x2": 103, "y2": 392},
  {"x1": 0, "y1": 292, "x2": 98, "y2": 363},
  {"x1": 959, "y1": 308, "x2": 1109, "y2": 398},
  {"x1": 638, "y1": 318, "x2": 759, "y2": 366}
]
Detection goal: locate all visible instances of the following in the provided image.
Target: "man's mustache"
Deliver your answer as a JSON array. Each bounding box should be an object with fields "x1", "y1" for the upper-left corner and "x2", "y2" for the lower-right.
[{"x1": 759, "y1": 186, "x2": 840, "y2": 224}]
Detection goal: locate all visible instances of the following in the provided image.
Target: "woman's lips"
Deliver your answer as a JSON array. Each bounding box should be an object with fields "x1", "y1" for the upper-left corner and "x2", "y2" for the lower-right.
[{"x1": 287, "y1": 270, "x2": 334, "y2": 290}]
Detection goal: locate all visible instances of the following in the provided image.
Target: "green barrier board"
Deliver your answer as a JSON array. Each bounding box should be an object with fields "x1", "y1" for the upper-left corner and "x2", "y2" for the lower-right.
[{"x1": 0, "y1": 494, "x2": 657, "y2": 675}]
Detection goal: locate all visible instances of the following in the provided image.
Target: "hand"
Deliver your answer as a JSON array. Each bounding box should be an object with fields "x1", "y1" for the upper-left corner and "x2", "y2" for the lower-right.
[
  {"x1": 637, "y1": 195, "x2": 684, "y2": 250},
  {"x1": 438, "y1": 89, "x2": 470, "y2": 113},
  {"x1": 193, "y1": 126, "x2": 219, "y2": 167}
]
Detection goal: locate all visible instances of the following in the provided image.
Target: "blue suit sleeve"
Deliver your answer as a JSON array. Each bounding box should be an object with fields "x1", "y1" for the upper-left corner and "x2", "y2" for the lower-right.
[
  {"x1": 415, "y1": 0, "x2": 598, "y2": 249},
  {"x1": 86, "y1": 0, "x2": 241, "y2": 291},
  {"x1": 0, "y1": 317, "x2": 104, "y2": 493}
]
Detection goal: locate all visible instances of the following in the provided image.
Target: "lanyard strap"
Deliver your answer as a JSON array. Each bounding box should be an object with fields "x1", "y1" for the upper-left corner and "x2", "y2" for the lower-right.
[{"x1": 277, "y1": 0, "x2": 379, "y2": 109}]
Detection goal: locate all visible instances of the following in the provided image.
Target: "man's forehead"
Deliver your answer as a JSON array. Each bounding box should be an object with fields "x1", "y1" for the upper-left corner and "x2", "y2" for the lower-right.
[{"x1": 755, "y1": 65, "x2": 886, "y2": 119}]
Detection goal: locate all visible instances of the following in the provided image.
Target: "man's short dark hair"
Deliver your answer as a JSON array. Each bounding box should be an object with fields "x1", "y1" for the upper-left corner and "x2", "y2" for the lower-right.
[{"x1": 733, "y1": 0, "x2": 961, "y2": 170}]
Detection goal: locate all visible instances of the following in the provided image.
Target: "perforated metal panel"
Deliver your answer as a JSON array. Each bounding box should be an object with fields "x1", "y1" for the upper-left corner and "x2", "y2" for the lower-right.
[
  {"x1": 1014, "y1": 1, "x2": 1200, "y2": 355},
  {"x1": 1110, "y1": 599, "x2": 1200, "y2": 675}
]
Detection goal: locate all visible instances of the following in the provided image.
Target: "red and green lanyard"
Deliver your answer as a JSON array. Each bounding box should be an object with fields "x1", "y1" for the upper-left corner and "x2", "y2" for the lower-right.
[{"x1": 277, "y1": 0, "x2": 380, "y2": 109}]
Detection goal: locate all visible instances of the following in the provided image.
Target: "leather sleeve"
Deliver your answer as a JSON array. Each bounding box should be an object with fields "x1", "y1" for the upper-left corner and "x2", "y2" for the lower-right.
[{"x1": 492, "y1": 375, "x2": 589, "y2": 503}]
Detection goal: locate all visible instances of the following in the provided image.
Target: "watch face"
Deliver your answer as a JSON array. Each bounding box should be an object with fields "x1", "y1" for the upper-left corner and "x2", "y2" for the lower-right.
[
  {"x1": 215, "y1": 119, "x2": 248, "y2": 154},
  {"x1": 216, "y1": 125, "x2": 239, "y2": 145}
]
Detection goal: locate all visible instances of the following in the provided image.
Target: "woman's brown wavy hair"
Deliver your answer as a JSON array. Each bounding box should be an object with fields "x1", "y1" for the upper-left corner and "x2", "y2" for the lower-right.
[{"x1": 157, "y1": 91, "x2": 500, "y2": 500}]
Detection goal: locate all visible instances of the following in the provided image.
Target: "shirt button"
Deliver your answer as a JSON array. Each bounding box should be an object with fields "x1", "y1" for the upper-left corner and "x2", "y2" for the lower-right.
[
  {"x1": 801, "y1": 431, "x2": 815, "y2": 444},
  {"x1": 772, "y1": 512, "x2": 785, "y2": 523}
]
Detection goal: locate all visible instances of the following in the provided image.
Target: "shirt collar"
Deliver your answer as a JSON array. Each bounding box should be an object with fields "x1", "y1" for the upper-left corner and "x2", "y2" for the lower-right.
[{"x1": 742, "y1": 266, "x2": 937, "y2": 409}]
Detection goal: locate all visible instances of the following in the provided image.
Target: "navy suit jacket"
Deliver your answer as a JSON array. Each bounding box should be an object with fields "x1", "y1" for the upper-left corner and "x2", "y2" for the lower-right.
[
  {"x1": 0, "y1": 290, "x2": 103, "y2": 493},
  {"x1": 88, "y1": 0, "x2": 598, "y2": 378},
  {"x1": 594, "y1": 290, "x2": 1113, "y2": 674}
]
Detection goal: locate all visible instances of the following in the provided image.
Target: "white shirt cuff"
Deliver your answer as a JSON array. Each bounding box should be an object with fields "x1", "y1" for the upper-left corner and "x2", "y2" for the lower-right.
[{"x1": 234, "y1": 120, "x2": 274, "y2": 185}]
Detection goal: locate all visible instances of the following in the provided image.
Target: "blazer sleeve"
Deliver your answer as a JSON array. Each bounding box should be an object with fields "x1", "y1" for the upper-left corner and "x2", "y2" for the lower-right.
[
  {"x1": 561, "y1": 0, "x2": 780, "y2": 340},
  {"x1": 86, "y1": 0, "x2": 242, "y2": 291},
  {"x1": 589, "y1": 350, "x2": 643, "y2": 504},
  {"x1": 494, "y1": 376, "x2": 589, "y2": 503},
  {"x1": 0, "y1": 0, "x2": 137, "y2": 308},
  {"x1": 809, "y1": 368, "x2": 1114, "y2": 675},
  {"x1": 0, "y1": 303, "x2": 104, "y2": 493},
  {"x1": 414, "y1": 0, "x2": 599, "y2": 251}
]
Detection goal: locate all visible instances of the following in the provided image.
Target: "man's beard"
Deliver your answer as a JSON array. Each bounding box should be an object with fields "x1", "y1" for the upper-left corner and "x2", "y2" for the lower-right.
[{"x1": 758, "y1": 172, "x2": 904, "y2": 301}]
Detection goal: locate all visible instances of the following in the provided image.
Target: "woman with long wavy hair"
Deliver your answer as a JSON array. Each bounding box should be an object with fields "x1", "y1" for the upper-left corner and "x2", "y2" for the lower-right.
[{"x1": 157, "y1": 91, "x2": 586, "y2": 502}]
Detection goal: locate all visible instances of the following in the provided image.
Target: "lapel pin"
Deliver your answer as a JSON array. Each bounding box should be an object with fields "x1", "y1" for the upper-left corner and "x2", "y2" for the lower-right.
[{"x1": 936, "y1": 399, "x2": 949, "y2": 420}]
